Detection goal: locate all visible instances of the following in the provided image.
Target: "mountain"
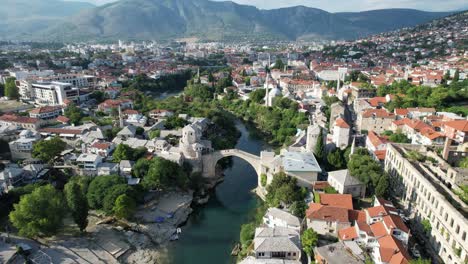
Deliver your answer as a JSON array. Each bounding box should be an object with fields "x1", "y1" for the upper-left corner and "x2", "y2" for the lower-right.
[
  {"x1": 0, "y1": 0, "x2": 94, "y2": 39},
  {"x1": 1, "y1": 0, "x2": 454, "y2": 42}
]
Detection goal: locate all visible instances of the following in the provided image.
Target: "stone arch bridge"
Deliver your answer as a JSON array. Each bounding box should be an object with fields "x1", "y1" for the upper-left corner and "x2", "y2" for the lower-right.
[{"x1": 201, "y1": 149, "x2": 261, "y2": 182}]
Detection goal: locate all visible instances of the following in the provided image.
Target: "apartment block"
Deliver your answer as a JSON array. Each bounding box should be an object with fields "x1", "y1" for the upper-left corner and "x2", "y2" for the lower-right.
[{"x1": 385, "y1": 144, "x2": 468, "y2": 264}]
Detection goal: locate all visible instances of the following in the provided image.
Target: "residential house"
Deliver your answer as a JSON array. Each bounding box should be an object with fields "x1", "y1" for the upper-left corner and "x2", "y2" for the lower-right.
[
  {"x1": 88, "y1": 141, "x2": 115, "y2": 158},
  {"x1": 0, "y1": 114, "x2": 43, "y2": 130},
  {"x1": 76, "y1": 154, "x2": 103, "y2": 171},
  {"x1": 327, "y1": 169, "x2": 366, "y2": 198},
  {"x1": 332, "y1": 118, "x2": 350, "y2": 149},
  {"x1": 263, "y1": 208, "x2": 302, "y2": 232},
  {"x1": 29, "y1": 106, "x2": 63, "y2": 120},
  {"x1": 357, "y1": 109, "x2": 395, "y2": 134},
  {"x1": 8, "y1": 130, "x2": 41, "y2": 160},
  {"x1": 314, "y1": 241, "x2": 366, "y2": 264},
  {"x1": 253, "y1": 227, "x2": 301, "y2": 261}
]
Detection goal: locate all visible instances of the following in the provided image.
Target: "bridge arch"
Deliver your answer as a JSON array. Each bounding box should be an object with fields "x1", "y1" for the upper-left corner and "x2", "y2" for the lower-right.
[{"x1": 201, "y1": 149, "x2": 262, "y2": 182}]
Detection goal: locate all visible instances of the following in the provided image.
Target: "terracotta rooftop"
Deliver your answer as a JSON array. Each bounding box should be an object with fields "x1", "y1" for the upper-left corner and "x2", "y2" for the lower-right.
[
  {"x1": 338, "y1": 226, "x2": 358, "y2": 241},
  {"x1": 306, "y1": 204, "x2": 350, "y2": 223},
  {"x1": 335, "y1": 118, "x2": 350, "y2": 129},
  {"x1": 319, "y1": 193, "x2": 354, "y2": 210},
  {"x1": 444, "y1": 120, "x2": 468, "y2": 132},
  {"x1": 362, "y1": 109, "x2": 395, "y2": 119},
  {"x1": 0, "y1": 114, "x2": 39, "y2": 124}
]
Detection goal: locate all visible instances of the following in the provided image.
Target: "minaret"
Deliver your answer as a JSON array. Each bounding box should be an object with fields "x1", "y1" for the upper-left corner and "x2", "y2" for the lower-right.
[{"x1": 118, "y1": 105, "x2": 124, "y2": 128}]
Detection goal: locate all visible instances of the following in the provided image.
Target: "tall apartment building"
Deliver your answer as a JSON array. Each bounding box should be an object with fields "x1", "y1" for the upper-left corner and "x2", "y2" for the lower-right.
[
  {"x1": 385, "y1": 144, "x2": 468, "y2": 264},
  {"x1": 32, "y1": 82, "x2": 80, "y2": 106}
]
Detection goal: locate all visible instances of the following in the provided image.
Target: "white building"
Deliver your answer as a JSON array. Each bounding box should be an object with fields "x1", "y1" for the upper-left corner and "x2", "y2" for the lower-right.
[
  {"x1": 385, "y1": 144, "x2": 468, "y2": 264},
  {"x1": 77, "y1": 154, "x2": 103, "y2": 171},
  {"x1": 327, "y1": 169, "x2": 366, "y2": 198},
  {"x1": 32, "y1": 82, "x2": 80, "y2": 106},
  {"x1": 263, "y1": 208, "x2": 301, "y2": 232},
  {"x1": 253, "y1": 227, "x2": 301, "y2": 261},
  {"x1": 8, "y1": 130, "x2": 41, "y2": 161},
  {"x1": 332, "y1": 118, "x2": 350, "y2": 149}
]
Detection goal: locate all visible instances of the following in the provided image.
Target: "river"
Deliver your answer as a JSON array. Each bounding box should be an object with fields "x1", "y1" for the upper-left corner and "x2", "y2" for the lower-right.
[{"x1": 163, "y1": 121, "x2": 269, "y2": 264}]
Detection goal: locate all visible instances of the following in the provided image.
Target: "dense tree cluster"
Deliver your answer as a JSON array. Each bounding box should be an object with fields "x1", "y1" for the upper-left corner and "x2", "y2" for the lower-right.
[
  {"x1": 124, "y1": 71, "x2": 192, "y2": 94},
  {"x1": 4, "y1": 77, "x2": 19, "y2": 99},
  {"x1": 141, "y1": 157, "x2": 190, "y2": 190},
  {"x1": 64, "y1": 103, "x2": 84, "y2": 125},
  {"x1": 9, "y1": 185, "x2": 66, "y2": 237},
  {"x1": 219, "y1": 97, "x2": 308, "y2": 146},
  {"x1": 265, "y1": 172, "x2": 307, "y2": 218},
  {"x1": 378, "y1": 80, "x2": 468, "y2": 116},
  {"x1": 112, "y1": 144, "x2": 147, "y2": 162},
  {"x1": 32, "y1": 137, "x2": 67, "y2": 163},
  {"x1": 348, "y1": 148, "x2": 389, "y2": 197}
]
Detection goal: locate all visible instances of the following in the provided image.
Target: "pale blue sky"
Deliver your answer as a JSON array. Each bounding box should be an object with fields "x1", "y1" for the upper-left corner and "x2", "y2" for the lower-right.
[{"x1": 73, "y1": 0, "x2": 468, "y2": 12}]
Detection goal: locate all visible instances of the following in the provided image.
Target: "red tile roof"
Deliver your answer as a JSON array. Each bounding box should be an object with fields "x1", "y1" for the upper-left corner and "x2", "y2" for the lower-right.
[
  {"x1": 348, "y1": 210, "x2": 367, "y2": 223},
  {"x1": 362, "y1": 109, "x2": 395, "y2": 119},
  {"x1": 56, "y1": 116, "x2": 70, "y2": 123},
  {"x1": 378, "y1": 235, "x2": 411, "y2": 263},
  {"x1": 444, "y1": 120, "x2": 468, "y2": 132},
  {"x1": 306, "y1": 203, "x2": 350, "y2": 223},
  {"x1": 370, "y1": 221, "x2": 388, "y2": 237},
  {"x1": 29, "y1": 106, "x2": 62, "y2": 114},
  {"x1": 338, "y1": 226, "x2": 358, "y2": 241},
  {"x1": 335, "y1": 118, "x2": 350, "y2": 128},
  {"x1": 394, "y1": 109, "x2": 409, "y2": 116},
  {"x1": 90, "y1": 141, "x2": 111, "y2": 150},
  {"x1": 0, "y1": 114, "x2": 39, "y2": 124},
  {"x1": 319, "y1": 194, "x2": 354, "y2": 210},
  {"x1": 383, "y1": 215, "x2": 410, "y2": 233},
  {"x1": 367, "y1": 131, "x2": 388, "y2": 148}
]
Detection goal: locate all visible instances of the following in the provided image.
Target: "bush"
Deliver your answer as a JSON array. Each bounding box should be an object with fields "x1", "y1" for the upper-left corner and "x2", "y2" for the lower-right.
[
  {"x1": 240, "y1": 223, "x2": 255, "y2": 248},
  {"x1": 260, "y1": 174, "x2": 267, "y2": 187}
]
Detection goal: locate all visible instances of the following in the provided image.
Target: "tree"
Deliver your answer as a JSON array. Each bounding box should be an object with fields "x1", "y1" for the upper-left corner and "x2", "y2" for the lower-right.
[
  {"x1": 64, "y1": 103, "x2": 83, "y2": 125},
  {"x1": 459, "y1": 157, "x2": 468, "y2": 168},
  {"x1": 9, "y1": 185, "x2": 65, "y2": 237},
  {"x1": 314, "y1": 129, "x2": 325, "y2": 161},
  {"x1": 103, "y1": 184, "x2": 131, "y2": 214},
  {"x1": 421, "y1": 218, "x2": 432, "y2": 234},
  {"x1": 389, "y1": 132, "x2": 410, "y2": 143},
  {"x1": 142, "y1": 157, "x2": 189, "y2": 190},
  {"x1": 290, "y1": 200, "x2": 307, "y2": 218},
  {"x1": 64, "y1": 181, "x2": 88, "y2": 232},
  {"x1": 113, "y1": 194, "x2": 136, "y2": 219},
  {"x1": 32, "y1": 137, "x2": 66, "y2": 163},
  {"x1": 148, "y1": 129, "x2": 160, "y2": 139},
  {"x1": 327, "y1": 149, "x2": 346, "y2": 170},
  {"x1": 453, "y1": 69, "x2": 459, "y2": 82},
  {"x1": 249, "y1": 89, "x2": 266, "y2": 103},
  {"x1": 266, "y1": 172, "x2": 306, "y2": 208},
  {"x1": 301, "y1": 228, "x2": 319, "y2": 256},
  {"x1": 375, "y1": 175, "x2": 389, "y2": 198},
  {"x1": 86, "y1": 175, "x2": 126, "y2": 209},
  {"x1": 4, "y1": 77, "x2": 19, "y2": 99},
  {"x1": 133, "y1": 158, "x2": 151, "y2": 178},
  {"x1": 272, "y1": 58, "x2": 285, "y2": 70}
]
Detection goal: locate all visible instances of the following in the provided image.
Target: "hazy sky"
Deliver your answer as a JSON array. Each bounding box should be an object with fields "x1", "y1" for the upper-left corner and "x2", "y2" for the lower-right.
[{"x1": 75, "y1": 0, "x2": 468, "y2": 12}]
